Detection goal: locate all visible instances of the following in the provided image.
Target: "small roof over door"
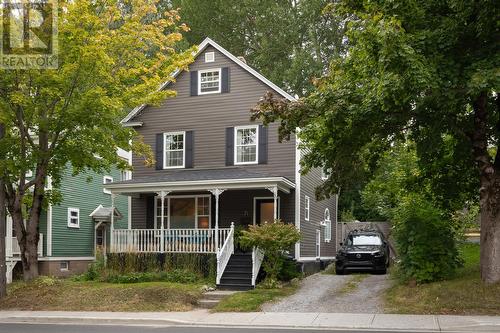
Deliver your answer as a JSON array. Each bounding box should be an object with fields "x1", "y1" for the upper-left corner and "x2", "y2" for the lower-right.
[{"x1": 89, "y1": 205, "x2": 123, "y2": 222}]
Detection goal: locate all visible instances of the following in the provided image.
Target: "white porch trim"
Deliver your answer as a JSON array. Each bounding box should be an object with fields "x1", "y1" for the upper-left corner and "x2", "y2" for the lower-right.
[{"x1": 106, "y1": 177, "x2": 295, "y2": 195}]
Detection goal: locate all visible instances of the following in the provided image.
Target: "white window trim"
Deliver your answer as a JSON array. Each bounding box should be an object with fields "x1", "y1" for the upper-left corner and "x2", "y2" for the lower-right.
[
  {"x1": 205, "y1": 52, "x2": 215, "y2": 63},
  {"x1": 324, "y1": 208, "x2": 331, "y2": 242},
  {"x1": 103, "y1": 176, "x2": 113, "y2": 194},
  {"x1": 60, "y1": 261, "x2": 69, "y2": 271},
  {"x1": 234, "y1": 125, "x2": 259, "y2": 165},
  {"x1": 154, "y1": 194, "x2": 211, "y2": 229},
  {"x1": 304, "y1": 195, "x2": 310, "y2": 221},
  {"x1": 252, "y1": 196, "x2": 281, "y2": 225},
  {"x1": 198, "y1": 68, "x2": 221, "y2": 95},
  {"x1": 163, "y1": 131, "x2": 186, "y2": 169},
  {"x1": 67, "y1": 208, "x2": 80, "y2": 228}
]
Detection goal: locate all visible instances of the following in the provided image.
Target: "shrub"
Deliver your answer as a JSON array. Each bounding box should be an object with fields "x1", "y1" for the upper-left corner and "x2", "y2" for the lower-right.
[
  {"x1": 239, "y1": 220, "x2": 301, "y2": 287},
  {"x1": 393, "y1": 194, "x2": 462, "y2": 284},
  {"x1": 104, "y1": 269, "x2": 201, "y2": 284},
  {"x1": 277, "y1": 258, "x2": 301, "y2": 281}
]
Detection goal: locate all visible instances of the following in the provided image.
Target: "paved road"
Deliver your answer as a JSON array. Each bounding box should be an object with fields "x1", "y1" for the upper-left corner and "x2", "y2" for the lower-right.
[
  {"x1": 0, "y1": 323, "x2": 428, "y2": 333},
  {"x1": 263, "y1": 272, "x2": 391, "y2": 313}
]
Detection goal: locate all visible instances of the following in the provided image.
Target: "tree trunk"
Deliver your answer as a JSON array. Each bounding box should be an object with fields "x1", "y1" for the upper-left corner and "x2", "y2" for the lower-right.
[
  {"x1": 479, "y1": 176, "x2": 500, "y2": 283},
  {"x1": 19, "y1": 232, "x2": 39, "y2": 281},
  {"x1": 10, "y1": 202, "x2": 39, "y2": 281},
  {"x1": 472, "y1": 91, "x2": 500, "y2": 284}
]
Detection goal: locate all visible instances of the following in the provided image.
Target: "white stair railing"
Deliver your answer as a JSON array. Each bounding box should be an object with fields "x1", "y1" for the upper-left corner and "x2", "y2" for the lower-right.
[
  {"x1": 216, "y1": 222, "x2": 234, "y2": 285},
  {"x1": 251, "y1": 247, "x2": 265, "y2": 286}
]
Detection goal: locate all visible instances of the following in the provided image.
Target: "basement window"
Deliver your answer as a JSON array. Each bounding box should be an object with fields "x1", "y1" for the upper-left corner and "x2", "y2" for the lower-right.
[{"x1": 60, "y1": 261, "x2": 69, "y2": 271}]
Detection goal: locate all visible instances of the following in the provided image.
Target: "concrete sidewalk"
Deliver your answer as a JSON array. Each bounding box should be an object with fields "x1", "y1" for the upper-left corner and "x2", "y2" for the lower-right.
[{"x1": 0, "y1": 310, "x2": 499, "y2": 332}]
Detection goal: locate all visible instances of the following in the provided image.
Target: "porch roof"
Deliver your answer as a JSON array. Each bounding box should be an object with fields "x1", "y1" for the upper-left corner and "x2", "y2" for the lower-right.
[{"x1": 105, "y1": 168, "x2": 295, "y2": 194}]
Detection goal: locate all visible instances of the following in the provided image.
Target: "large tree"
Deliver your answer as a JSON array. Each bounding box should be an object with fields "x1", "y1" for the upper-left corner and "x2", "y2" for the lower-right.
[
  {"x1": 0, "y1": 0, "x2": 194, "y2": 280},
  {"x1": 252, "y1": 0, "x2": 500, "y2": 283}
]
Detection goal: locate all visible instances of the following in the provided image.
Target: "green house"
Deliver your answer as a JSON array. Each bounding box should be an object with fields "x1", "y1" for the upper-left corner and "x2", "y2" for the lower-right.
[{"x1": 6, "y1": 149, "x2": 130, "y2": 281}]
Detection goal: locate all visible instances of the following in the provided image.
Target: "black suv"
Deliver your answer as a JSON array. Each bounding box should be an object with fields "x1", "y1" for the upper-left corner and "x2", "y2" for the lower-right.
[{"x1": 335, "y1": 230, "x2": 389, "y2": 274}]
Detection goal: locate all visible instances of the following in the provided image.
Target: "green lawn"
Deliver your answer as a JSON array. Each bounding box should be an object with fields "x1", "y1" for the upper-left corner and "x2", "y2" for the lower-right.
[
  {"x1": 0, "y1": 278, "x2": 204, "y2": 312},
  {"x1": 213, "y1": 283, "x2": 298, "y2": 312},
  {"x1": 385, "y1": 243, "x2": 500, "y2": 315}
]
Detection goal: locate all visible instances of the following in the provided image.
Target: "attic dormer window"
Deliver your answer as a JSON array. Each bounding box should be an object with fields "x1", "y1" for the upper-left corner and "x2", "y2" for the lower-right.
[
  {"x1": 199, "y1": 69, "x2": 221, "y2": 94},
  {"x1": 205, "y1": 52, "x2": 215, "y2": 62}
]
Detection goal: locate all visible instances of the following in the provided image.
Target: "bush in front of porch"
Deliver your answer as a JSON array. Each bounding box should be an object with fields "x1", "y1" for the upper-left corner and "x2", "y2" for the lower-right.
[{"x1": 240, "y1": 220, "x2": 301, "y2": 288}]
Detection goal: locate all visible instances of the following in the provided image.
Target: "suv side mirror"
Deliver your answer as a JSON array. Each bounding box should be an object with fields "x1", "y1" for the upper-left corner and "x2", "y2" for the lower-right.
[{"x1": 339, "y1": 242, "x2": 343, "y2": 246}]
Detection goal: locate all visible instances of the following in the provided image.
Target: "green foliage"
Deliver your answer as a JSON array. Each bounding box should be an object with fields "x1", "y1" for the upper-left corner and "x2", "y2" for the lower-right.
[
  {"x1": 340, "y1": 208, "x2": 357, "y2": 222},
  {"x1": 0, "y1": 1, "x2": 194, "y2": 278},
  {"x1": 104, "y1": 269, "x2": 200, "y2": 284},
  {"x1": 106, "y1": 253, "x2": 216, "y2": 279},
  {"x1": 451, "y1": 204, "x2": 480, "y2": 240},
  {"x1": 277, "y1": 259, "x2": 301, "y2": 282},
  {"x1": 251, "y1": 0, "x2": 497, "y2": 213},
  {"x1": 361, "y1": 142, "x2": 420, "y2": 220},
  {"x1": 239, "y1": 220, "x2": 301, "y2": 286},
  {"x1": 393, "y1": 194, "x2": 462, "y2": 284}
]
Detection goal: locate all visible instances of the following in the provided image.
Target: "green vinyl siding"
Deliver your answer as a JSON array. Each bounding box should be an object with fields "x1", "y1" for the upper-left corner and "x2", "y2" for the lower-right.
[{"x1": 50, "y1": 166, "x2": 128, "y2": 257}]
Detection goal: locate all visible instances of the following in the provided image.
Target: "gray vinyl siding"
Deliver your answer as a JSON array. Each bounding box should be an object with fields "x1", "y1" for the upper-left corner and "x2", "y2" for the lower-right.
[
  {"x1": 131, "y1": 45, "x2": 296, "y2": 181},
  {"x1": 299, "y1": 167, "x2": 337, "y2": 258}
]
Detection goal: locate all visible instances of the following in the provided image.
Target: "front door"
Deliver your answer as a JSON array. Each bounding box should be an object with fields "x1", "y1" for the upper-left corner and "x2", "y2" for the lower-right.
[{"x1": 254, "y1": 198, "x2": 277, "y2": 225}]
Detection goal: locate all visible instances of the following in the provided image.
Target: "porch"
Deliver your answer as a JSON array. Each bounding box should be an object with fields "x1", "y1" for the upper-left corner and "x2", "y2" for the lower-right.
[{"x1": 104, "y1": 168, "x2": 295, "y2": 287}]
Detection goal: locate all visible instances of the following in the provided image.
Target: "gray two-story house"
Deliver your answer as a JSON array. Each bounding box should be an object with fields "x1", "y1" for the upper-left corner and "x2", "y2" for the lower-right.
[{"x1": 106, "y1": 37, "x2": 338, "y2": 290}]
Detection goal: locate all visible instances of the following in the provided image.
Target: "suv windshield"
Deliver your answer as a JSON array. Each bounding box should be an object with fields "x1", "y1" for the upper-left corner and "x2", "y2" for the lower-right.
[{"x1": 347, "y1": 235, "x2": 382, "y2": 246}]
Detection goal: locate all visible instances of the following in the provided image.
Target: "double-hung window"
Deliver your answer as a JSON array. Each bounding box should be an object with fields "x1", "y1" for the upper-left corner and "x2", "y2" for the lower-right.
[
  {"x1": 199, "y1": 69, "x2": 221, "y2": 94},
  {"x1": 67, "y1": 208, "x2": 80, "y2": 228},
  {"x1": 164, "y1": 132, "x2": 185, "y2": 169},
  {"x1": 234, "y1": 125, "x2": 258, "y2": 165}
]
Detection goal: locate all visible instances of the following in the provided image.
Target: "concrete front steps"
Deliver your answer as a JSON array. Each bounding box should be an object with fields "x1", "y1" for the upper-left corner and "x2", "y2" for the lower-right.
[{"x1": 197, "y1": 290, "x2": 239, "y2": 309}]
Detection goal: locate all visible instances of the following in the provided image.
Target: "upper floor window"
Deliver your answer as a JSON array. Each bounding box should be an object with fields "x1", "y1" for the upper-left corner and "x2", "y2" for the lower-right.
[
  {"x1": 234, "y1": 125, "x2": 258, "y2": 165},
  {"x1": 164, "y1": 132, "x2": 185, "y2": 169},
  {"x1": 199, "y1": 69, "x2": 221, "y2": 94},
  {"x1": 67, "y1": 208, "x2": 80, "y2": 228},
  {"x1": 103, "y1": 176, "x2": 113, "y2": 194}
]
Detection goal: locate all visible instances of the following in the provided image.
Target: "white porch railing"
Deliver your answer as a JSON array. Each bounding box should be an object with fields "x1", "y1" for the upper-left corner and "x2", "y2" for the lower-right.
[
  {"x1": 216, "y1": 222, "x2": 235, "y2": 285},
  {"x1": 111, "y1": 228, "x2": 231, "y2": 254},
  {"x1": 251, "y1": 247, "x2": 265, "y2": 286},
  {"x1": 5, "y1": 234, "x2": 43, "y2": 257}
]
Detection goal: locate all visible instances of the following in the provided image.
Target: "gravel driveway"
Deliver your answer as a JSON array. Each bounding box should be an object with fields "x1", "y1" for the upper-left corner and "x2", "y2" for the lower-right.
[{"x1": 262, "y1": 272, "x2": 391, "y2": 313}]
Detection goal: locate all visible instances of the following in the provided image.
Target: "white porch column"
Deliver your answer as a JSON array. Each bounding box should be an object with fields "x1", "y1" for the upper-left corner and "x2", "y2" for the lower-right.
[
  {"x1": 267, "y1": 185, "x2": 279, "y2": 221},
  {"x1": 110, "y1": 193, "x2": 116, "y2": 252},
  {"x1": 157, "y1": 190, "x2": 169, "y2": 252},
  {"x1": 209, "y1": 188, "x2": 225, "y2": 250}
]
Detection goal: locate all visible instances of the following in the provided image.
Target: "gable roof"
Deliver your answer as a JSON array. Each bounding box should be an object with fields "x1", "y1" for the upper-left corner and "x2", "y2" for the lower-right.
[{"x1": 121, "y1": 37, "x2": 296, "y2": 125}]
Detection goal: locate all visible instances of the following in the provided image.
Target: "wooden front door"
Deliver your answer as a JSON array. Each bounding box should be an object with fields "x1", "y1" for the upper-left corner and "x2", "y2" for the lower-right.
[{"x1": 254, "y1": 198, "x2": 276, "y2": 225}]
